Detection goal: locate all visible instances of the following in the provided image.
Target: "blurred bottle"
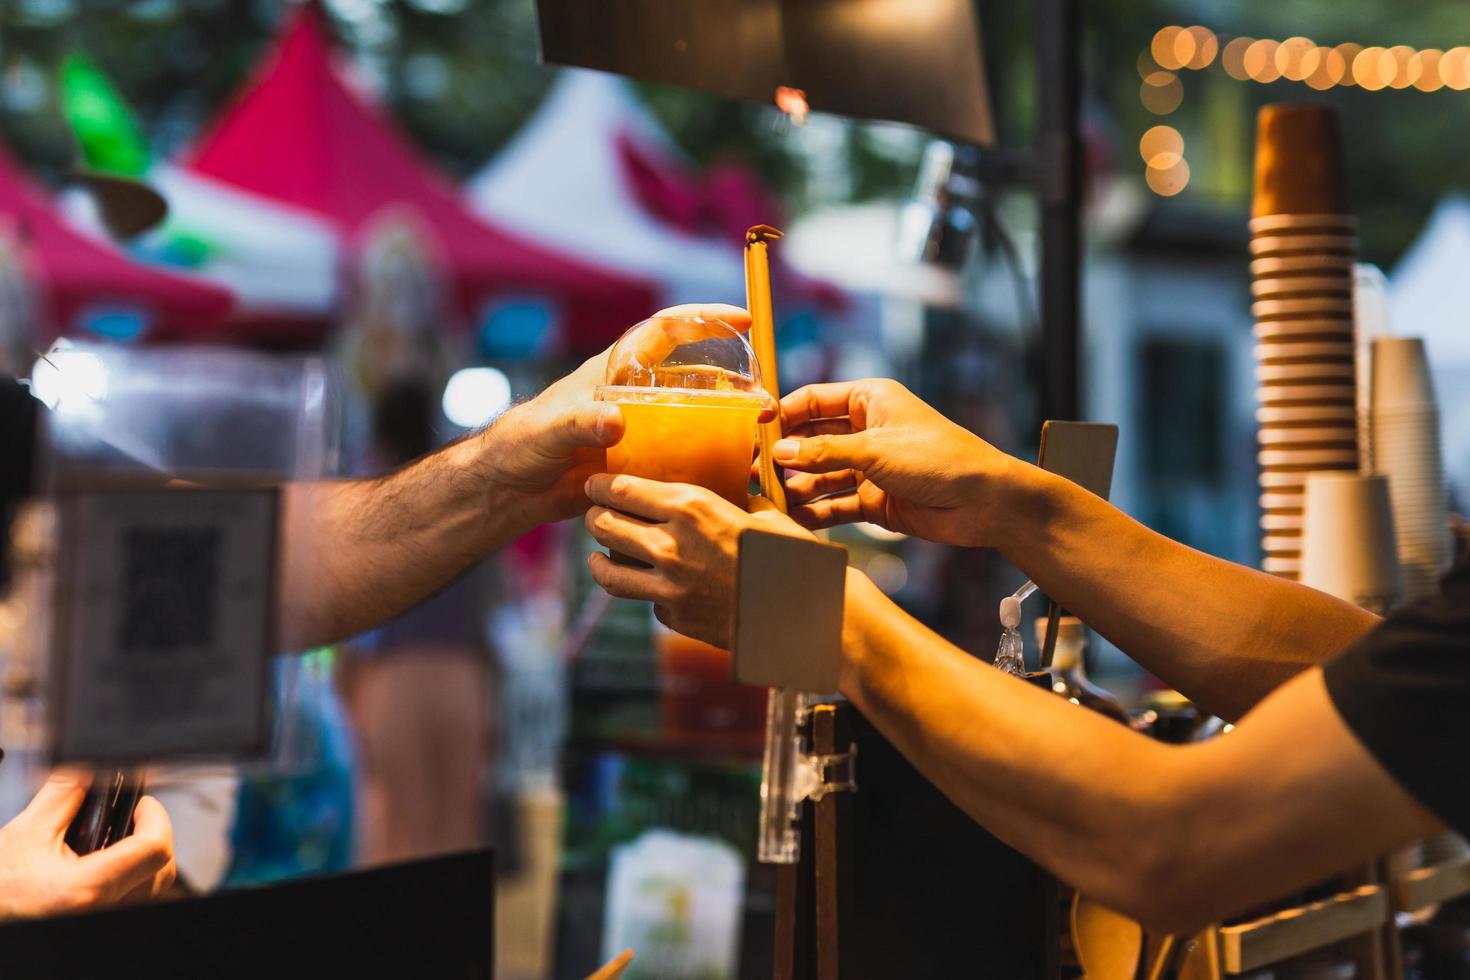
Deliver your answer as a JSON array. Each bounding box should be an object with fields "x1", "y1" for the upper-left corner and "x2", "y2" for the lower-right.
[
  {"x1": 1035, "y1": 617, "x2": 1131, "y2": 726},
  {"x1": 656, "y1": 622, "x2": 767, "y2": 754},
  {"x1": 1133, "y1": 689, "x2": 1227, "y2": 744}
]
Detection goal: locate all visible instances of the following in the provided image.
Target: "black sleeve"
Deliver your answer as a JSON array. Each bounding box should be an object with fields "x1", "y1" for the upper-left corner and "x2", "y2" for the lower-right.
[
  {"x1": 0, "y1": 377, "x2": 39, "y2": 592},
  {"x1": 0, "y1": 377, "x2": 37, "y2": 501},
  {"x1": 1323, "y1": 553, "x2": 1470, "y2": 836}
]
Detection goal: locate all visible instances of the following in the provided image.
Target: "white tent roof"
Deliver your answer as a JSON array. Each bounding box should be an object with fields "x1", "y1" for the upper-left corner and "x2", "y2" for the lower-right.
[
  {"x1": 1391, "y1": 194, "x2": 1470, "y2": 363},
  {"x1": 62, "y1": 165, "x2": 340, "y2": 319},
  {"x1": 145, "y1": 166, "x2": 341, "y2": 317},
  {"x1": 467, "y1": 70, "x2": 746, "y2": 308},
  {"x1": 1389, "y1": 193, "x2": 1470, "y2": 501}
]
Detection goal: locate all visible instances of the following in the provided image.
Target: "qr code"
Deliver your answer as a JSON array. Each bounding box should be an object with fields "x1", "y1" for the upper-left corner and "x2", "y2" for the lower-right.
[{"x1": 119, "y1": 527, "x2": 221, "y2": 653}]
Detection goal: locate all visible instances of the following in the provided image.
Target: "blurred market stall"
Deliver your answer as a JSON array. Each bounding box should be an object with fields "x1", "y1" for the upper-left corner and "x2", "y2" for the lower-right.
[
  {"x1": 467, "y1": 69, "x2": 844, "y2": 326},
  {"x1": 0, "y1": 144, "x2": 232, "y2": 351},
  {"x1": 176, "y1": 6, "x2": 656, "y2": 353},
  {"x1": 58, "y1": 49, "x2": 342, "y2": 344}
]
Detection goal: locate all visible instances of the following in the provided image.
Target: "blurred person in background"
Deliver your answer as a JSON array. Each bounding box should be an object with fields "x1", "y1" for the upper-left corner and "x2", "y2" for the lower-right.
[{"x1": 338, "y1": 379, "x2": 489, "y2": 864}]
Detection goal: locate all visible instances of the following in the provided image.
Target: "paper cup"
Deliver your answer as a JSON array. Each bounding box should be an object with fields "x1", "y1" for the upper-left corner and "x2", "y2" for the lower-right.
[
  {"x1": 1256, "y1": 384, "x2": 1355, "y2": 405},
  {"x1": 1372, "y1": 435, "x2": 1444, "y2": 466},
  {"x1": 1260, "y1": 491, "x2": 1305, "y2": 511},
  {"x1": 1300, "y1": 473, "x2": 1403, "y2": 612},
  {"x1": 1257, "y1": 404, "x2": 1356, "y2": 424},
  {"x1": 1254, "y1": 320, "x2": 1354, "y2": 342},
  {"x1": 1253, "y1": 341, "x2": 1354, "y2": 363},
  {"x1": 1263, "y1": 555, "x2": 1302, "y2": 575},
  {"x1": 1249, "y1": 213, "x2": 1357, "y2": 235},
  {"x1": 1259, "y1": 469, "x2": 1311, "y2": 488},
  {"x1": 1257, "y1": 426, "x2": 1357, "y2": 446},
  {"x1": 1250, "y1": 277, "x2": 1353, "y2": 299},
  {"x1": 1251, "y1": 255, "x2": 1357, "y2": 278},
  {"x1": 1256, "y1": 362, "x2": 1356, "y2": 383},
  {"x1": 1370, "y1": 338, "x2": 1437, "y2": 413},
  {"x1": 1263, "y1": 533, "x2": 1303, "y2": 554},
  {"x1": 1250, "y1": 234, "x2": 1357, "y2": 257},
  {"x1": 1258, "y1": 447, "x2": 1359, "y2": 467},
  {"x1": 1367, "y1": 402, "x2": 1449, "y2": 602},
  {"x1": 1252, "y1": 297, "x2": 1355, "y2": 319},
  {"x1": 1370, "y1": 412, "x2": 1443, "y2": 474},
  {"x1": 1252, "y1": 105, "x2": 1349, "y2": 216}
]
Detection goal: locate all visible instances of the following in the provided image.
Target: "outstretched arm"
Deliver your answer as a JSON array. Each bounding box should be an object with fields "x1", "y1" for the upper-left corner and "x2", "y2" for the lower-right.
[
  {"x1": 580, "y1": 476, "x2": 1440, "y2": 932},
  {"x1": 985, "y1": 459, "x2": 1377, "y2": 720},
  {"x1": 840, "y1": 571, "x2": 1434, "y2": 931},
  {"x1": 776, "y1": 379, "x2": 1378, "y2": 720},
  {"x1": 278, "y1": 304, "x2": 752, "y2": 649},
  {"x1": 277, "y1": 351, "x2": 619, "y2": 648}
]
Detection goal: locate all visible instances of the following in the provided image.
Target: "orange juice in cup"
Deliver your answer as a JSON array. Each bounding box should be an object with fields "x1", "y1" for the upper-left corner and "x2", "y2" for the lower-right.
[
  {"x1": 602, "y1": 387, "x2": 765, "y2": 506},
  {"x1": 596, "y1": 315, "x2": 772, "y2": 516}
]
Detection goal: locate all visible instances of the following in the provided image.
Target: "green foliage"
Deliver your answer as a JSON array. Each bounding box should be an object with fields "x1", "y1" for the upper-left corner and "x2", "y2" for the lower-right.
[
  {"x1": 1090, "y1": 0, "x2": 1470, "y2": 262},
  {"x1": 60, "y1": 51, "x2": 151, "y2": 174},
  {"x1": 1, "y1": 0, "x2": 1464, "y2": 262}
]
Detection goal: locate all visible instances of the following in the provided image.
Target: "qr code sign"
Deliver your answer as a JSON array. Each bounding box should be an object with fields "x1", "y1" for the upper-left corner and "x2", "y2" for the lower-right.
[{"x1": 119, "y1": 527, "x2": 221, "y2": 653}]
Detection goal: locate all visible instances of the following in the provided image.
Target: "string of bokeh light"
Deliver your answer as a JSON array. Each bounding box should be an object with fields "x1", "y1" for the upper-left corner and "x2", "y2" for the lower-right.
[
  {"x1": 1138, "y1": 26, "x2": 1470, "y2": 196},
  {"x1": 1148, "y1": 26, "x2": 1470, "y2": 94}
]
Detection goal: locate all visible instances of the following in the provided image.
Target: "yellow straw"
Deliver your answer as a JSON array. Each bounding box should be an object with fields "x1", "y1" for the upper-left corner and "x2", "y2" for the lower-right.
[{"x1": 744, "y1": 224, "x2": 787, "y2": 513}]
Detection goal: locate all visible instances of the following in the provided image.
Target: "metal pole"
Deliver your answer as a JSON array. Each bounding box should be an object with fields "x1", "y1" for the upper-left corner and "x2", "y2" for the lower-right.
[{"x1": 1035, "y1": 0, "x2": 1083, "y2": 423}]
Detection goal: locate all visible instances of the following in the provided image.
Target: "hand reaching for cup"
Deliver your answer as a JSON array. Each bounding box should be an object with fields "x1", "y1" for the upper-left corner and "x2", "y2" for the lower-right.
[
  {"x1": 583, "y1": 474, "x2": 811, "y2": 649},
  {"x1": 479, "y1": 303, "x2": 757, "y2": 527},
  {"x1": 777, "y1": 379, "x2": 1019, "y2": 548}
]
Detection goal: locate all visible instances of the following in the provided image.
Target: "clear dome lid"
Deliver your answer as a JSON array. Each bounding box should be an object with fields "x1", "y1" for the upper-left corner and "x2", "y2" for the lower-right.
[{"x1": 596, "y1": 314, "x2": 773, "y2": 409}]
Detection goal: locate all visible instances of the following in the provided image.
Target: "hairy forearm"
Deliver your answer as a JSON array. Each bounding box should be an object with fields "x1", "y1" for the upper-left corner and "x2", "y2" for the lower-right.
[
  {"x1": 840, "y1": 572, "x2": 1192, "y2": 921},
  {"x1": 277, "y1": 433, "x2": 525, "y2": 649},
  {"x1": 986, "y1": 461, "x2": 1379, "y2": 720}
]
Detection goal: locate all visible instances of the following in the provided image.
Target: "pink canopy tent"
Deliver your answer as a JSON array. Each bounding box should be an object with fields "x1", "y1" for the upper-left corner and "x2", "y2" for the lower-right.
[
  {"x1": 469, "y1": 69, "x2": 845, "y2": 314},
  {"x1": 617, "y1": 135, "x2": 845, "y2": 311},
  {"x1": 182, "y1": 6, "x2": 656, "y2": 352},
  {"x1": 0, "y1": 145, "x2": 233, "y2": 345}
]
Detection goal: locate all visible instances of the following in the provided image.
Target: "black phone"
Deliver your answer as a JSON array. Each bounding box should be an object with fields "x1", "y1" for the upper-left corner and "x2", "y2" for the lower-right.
[{"x1": 64, "y1": 770, "x2": 144, "y2": 855}]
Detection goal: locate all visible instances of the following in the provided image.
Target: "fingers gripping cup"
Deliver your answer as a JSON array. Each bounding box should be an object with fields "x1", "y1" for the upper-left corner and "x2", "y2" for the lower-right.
[{"x1": 596, "y1": 314, "x2": 774, "y2": 563}]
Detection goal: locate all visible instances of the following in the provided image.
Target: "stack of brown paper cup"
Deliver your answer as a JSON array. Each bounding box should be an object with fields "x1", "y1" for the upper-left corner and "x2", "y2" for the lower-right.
[
  {"x1": 1250, "y1": 104, "x2": 1360, "y2": 580},
  {"x1": 1368, "y1": 338, "x2": 1452, "y2": 601}
]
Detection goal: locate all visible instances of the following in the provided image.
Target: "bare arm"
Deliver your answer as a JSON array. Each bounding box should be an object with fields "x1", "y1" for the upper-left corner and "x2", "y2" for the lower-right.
[
  {"x1": 577, "y1": 478, "x2": 1440, "y2": 933},
  {"x1": 839, "y1": 571, "x2": 1439, "y2": 932},
  {"x1": 276, "y1": 303, "x2": 753, "y2": 650},
  {"x1": 277, "y1": 352, "x2": 621, "y2": 649},
  {"x1": 988, "y1": 462, "x2": 1379, "y2": 720},
  {"x1": 777, "y1": 379, "x2": 1378, "y2": 720}
]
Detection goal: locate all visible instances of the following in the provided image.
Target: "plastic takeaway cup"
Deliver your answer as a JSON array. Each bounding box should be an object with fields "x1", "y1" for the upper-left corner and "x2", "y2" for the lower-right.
[{"x1": 596, "y1": 314, "x2": 773, "y2": 513}]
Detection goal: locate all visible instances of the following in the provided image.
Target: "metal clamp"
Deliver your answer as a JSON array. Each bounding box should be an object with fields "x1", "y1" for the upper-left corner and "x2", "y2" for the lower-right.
[{"x1": 796, "y1": 744, "x2": 858, "y2": 804}]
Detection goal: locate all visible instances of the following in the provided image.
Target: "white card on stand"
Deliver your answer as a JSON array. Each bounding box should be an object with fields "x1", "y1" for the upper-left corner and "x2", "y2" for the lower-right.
[{"x1": 51, "y1": 489, "x2": 278, "y2": 763}]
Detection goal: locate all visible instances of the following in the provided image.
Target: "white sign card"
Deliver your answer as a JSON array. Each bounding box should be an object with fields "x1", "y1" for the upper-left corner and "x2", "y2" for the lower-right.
[{"x1": 51, "y1": 489, "x2": 278, "y2": 763}]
